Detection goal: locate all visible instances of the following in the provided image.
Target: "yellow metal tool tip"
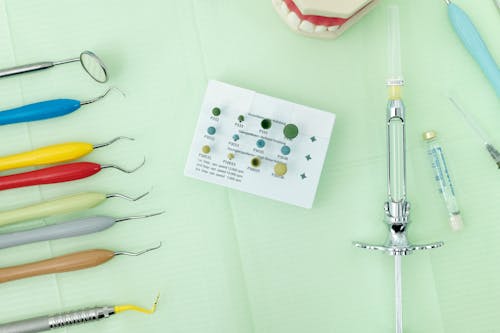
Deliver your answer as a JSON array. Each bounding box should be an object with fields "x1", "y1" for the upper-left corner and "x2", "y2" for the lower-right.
[{"x1": 114, "y1": 293, "x2": 160, "y2": 315}]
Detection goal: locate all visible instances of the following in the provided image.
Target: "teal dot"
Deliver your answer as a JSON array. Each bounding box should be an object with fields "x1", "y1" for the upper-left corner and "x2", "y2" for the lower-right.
[
  {"x1": 281, "y1": 145, "x2": 291, "y2": 155},
  {"x1": 256, "y1": 139, "x2": 266, "y2": 148},
  {"x1": 207, "y1": 127, "x2": 216, "y2": 135},
  {"x1": 232, "y1": 134, "x2": 240, "y2": 141}
]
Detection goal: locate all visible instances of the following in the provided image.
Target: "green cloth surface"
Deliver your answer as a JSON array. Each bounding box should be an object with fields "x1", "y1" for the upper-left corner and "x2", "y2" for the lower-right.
[{"x1": 0, "y1": 0, "x2": 498, "y2": 332}]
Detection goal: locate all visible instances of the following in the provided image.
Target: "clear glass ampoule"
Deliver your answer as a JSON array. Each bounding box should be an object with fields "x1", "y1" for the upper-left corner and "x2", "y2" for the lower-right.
[{"x1": 423, "y1": 131, "x2": 463, "y2": 231}]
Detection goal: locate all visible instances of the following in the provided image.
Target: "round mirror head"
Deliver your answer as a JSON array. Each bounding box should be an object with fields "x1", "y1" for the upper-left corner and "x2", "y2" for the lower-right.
[{"x1": 80, "y1": 51, "x2": 108, "y2": 83}]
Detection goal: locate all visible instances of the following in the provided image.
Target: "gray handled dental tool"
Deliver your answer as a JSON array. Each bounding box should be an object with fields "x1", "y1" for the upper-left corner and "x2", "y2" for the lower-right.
[{"x1": 0, "y1": 212, "x2": 164, "y2": 250}]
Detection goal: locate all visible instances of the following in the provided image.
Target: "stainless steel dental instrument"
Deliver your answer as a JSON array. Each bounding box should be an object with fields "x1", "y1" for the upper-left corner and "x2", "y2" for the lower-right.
[
  {"x1": 0, "y1": 212, "x2": 164, "y2": 249},
  {"x1": 0, "y1": 191, "x2": 149, "y2": 228},
  {"x1": 0, "y1": 295, "x2": 160, "y2": 333},
  {"x1": 0, "y1": 243, "x2": 162, "y2": 284},
  {"x1": 0, "y1": 50, "x2": 108, "y2": 83},
  {"x1": 0, "y1": 158, "x2": 146, "y2": 191},
  {"x1": 423, "y1": 131, "x2": 463, "y2": 231},
  {"x1": 443, "y1": 0, "x2": 500, "y2": 97},
  {"x1": 0, "y1": 136, "x2": 134, "y2": 172},
  {"x1": 353, "y1": 7, "x2": 443, "y2": 333},
  {"x1": 0, "y1": 87, "x2": 122, "y2": 126},
  {"x1": 449, "y1": 96, "x2": 500, "y2": 168}
]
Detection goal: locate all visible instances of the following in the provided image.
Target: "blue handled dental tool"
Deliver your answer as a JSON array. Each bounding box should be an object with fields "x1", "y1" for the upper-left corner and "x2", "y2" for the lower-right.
[
  {"x1": 444, "y1": 0, "x2": 500, "y2": 97},
  {"x1": 0, "y1": 87, "x2": 123, "y2": 126}
]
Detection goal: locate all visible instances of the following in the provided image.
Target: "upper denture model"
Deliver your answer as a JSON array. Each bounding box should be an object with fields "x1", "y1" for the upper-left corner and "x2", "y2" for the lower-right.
[{"x1": 272, "y1": 0, "x2": 380, "y2": 39}]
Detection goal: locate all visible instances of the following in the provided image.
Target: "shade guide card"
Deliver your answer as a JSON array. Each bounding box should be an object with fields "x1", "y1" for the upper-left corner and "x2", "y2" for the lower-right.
[{"x1": 185, "y1": 80, "x2": 336, "y2": 208}]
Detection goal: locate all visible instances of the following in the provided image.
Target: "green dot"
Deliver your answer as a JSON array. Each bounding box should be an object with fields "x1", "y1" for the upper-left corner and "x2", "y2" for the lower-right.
[
  {"x1": 283, "y1": 124, "x2": 299, "y2": 139},
  {"x1": 212, "y1": 107, "x2": 221, "y2": 116},
  {"x1": 251, "y1": 157, "x2": 261, "y2": 168},
  {"x1": 261, "y1": 119, "x2": 272, "y2": 130},
  {"x1": 238, "y1": 115, "x2": 245, "y2": 122}
]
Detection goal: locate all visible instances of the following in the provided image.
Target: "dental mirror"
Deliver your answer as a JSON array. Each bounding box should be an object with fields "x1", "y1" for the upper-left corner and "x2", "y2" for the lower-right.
[{"x1": 0, "y1": 50, "x2": 109, "y2": 83}]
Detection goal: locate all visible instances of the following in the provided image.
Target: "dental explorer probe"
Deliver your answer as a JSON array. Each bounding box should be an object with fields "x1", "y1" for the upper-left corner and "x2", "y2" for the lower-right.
[
  {"x1": 0, "y1": 190, "x2": 150, "y2": 228},
  {"x1": 0, "y1": 243, "x2": 162, "y2": 284},
  {"x1": 0, "y1": 212, "x2": 164, "y2": 250},
  {"x1": 353, "y1": 7, "x2": 443, "y2": 333},
  {"x1": 0, "y1": 295, "x2": 159, "y2": 333}
]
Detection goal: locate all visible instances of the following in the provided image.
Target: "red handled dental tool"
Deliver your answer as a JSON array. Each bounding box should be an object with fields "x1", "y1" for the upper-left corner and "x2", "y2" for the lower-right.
[{"x1": 0, "y1": 158, "x2": 145, "y2": 191}]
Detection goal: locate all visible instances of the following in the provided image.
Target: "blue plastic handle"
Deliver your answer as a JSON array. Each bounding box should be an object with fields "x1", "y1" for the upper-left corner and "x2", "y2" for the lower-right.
[
  {"x1": 448, "y1": 3, "x2": 500, "y2": 97},
  {"x1": 0, "y1": 99, "x2": 81, "y2": 125}
]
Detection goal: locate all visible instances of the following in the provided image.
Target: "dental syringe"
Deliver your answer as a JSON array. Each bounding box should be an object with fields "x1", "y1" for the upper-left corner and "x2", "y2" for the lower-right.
[
  {"x1": 449, "y1": 97, "x2": 500, "y2": 168},
  {"x1": 353, "y1": 7, "x2": 443, "y2": 333}
]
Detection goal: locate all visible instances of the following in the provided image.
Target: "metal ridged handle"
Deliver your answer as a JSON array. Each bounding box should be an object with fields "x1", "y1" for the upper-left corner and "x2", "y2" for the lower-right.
[
  {"x1": 0, "y1": 307, "x2": 114, "y2": 333},
  {"x1": 49, "y1": 307, "x2": 114, "y2": 328}
]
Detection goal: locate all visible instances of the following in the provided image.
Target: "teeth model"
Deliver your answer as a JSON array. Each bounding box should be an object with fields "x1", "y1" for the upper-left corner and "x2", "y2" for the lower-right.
[{"x1": 272, "y1": 0, "x2": 380, "y2": 39}]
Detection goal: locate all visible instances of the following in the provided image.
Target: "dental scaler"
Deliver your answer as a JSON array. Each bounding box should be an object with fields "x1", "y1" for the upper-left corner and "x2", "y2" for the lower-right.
[
  {"x1": 0, "y1": 295, "x2": 159, "y2": 333},
  {"x1": 353, "y1": 7, "x2": 443, "y2": 333},
  {"x1": 0, "y1": 190, "x2": 149, "y2": 228},
  {"x1": 0, "y1": 158, "x2": 145, "y2": 191},
  {"x1": 0, "y1": 136, "x2": 133, "y2": 172},
  {"x1": 0, "y1": 87, "x2": 121, "y2": 126},
  {"x1": 0, "y1": 243, "x2": 162, "y2": 284}
]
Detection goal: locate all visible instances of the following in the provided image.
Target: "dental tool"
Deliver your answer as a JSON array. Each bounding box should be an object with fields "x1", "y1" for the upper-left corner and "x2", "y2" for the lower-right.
[
  {"x1": 0, "y1": 87, "x2": 122, "y2": 126},
  {"x1": 0, "y1": 136, "x2": 134, "y2": 172},
  {"x1": 0, "y1": 50, "x2": 108, "y2": 83},
  {"x1": 423, "y1": 131, "x2": 463, "y2": 231},
  {"x1": 353, "y1": 7, "x2": 443, "y2": 333},
  {"x1": 0, "y1": 212, "x2": 164, "y2": 249},
  {"x1": 0, "y1": 243, "x2": 162, "y2": 284},
  {"x1": 0, "y1": 158, "x2": 145, "y2": 191},
  {"x1": 0, "y1": 191, "x2": 149, "y2": 228},
  {"x1": 0, "y1": 294, "x2": 160, "y2": 333},
  {"x1": 443, "y1": 0, "x2": 500, "y2": 97},
  {"x1": 449, "y1": 96, "x2": 500, "y2": 168}
]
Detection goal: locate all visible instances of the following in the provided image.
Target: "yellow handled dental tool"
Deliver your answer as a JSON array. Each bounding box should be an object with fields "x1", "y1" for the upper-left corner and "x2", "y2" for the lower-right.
[
  {"x1": 0, "y1": 136, "x2": 133, "y2": 172},
  {"x1": 0, "y1": 294, "x2": 160, "y2": 333},
  {"x1": 0, "y1": 190, "x2": 149, "y2": 228}
]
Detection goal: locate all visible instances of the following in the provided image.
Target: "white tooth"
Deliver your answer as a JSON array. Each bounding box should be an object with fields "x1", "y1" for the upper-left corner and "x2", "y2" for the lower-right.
[
  {"x1": 299, "y1": 20, "x2": 315, "y2": 33},
  {"x1": 287, "y1": 12, "x2": 300, "y2": 28},
  {"x1": 280, "y1": 1, "x2": 289, "y2": 15},
  {"x1": 327, "y1": 25, "x2": 339, "y2": 31},
  {"x1": 315, "y1": 25, "x2": 327, "y2": 32}
]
